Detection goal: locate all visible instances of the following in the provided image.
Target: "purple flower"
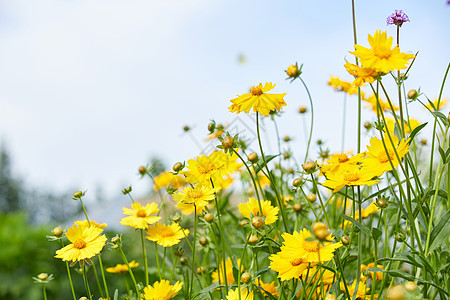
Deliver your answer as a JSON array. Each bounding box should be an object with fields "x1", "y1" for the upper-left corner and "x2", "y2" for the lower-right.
[{"x1": 387, "y1": 10, "x2": 410, "y2": 27}]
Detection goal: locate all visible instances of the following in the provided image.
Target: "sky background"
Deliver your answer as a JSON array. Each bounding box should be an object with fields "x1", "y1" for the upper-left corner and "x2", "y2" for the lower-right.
[{"x1": 0, "y1": 0, "x2": 449, "y2": 202}]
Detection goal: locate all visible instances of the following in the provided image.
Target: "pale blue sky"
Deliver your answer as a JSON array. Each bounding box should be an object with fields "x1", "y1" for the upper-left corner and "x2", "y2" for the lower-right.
[{"x1": 0, "y1": 1, "x2": 448, "y2": 199}]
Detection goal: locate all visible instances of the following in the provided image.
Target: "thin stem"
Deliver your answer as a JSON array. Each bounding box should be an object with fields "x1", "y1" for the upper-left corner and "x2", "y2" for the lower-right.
[
  {"x1": 82, "y1": 264, "x2": 93, "y2": 300},
  {"x1": 189, "y1": 205, "x2": 197, "y2": 299},
  {"x1": 97, "y1": 256, "x2": 110, "y2": 299},
  {"x1": 118, "y1": 246, "x2": 140, "y2": 296},
  {"x1": 60, "y1": 240, "x2": 77, "y2": 300},
  {"x1": 42, "y1": 284, "x2": 47, "y2": 300},
  {"x1": 298, "y1": 77, "x2": 314, "y2": 163},
  {"x1": 310, "y1": 174, "x2": 331, "y2": 229},
  {"x1": 140, "y1": 229, "x2": 149, "y2": 285},
  {"x1": 342, "y1": 93, "x2": 347, "y2": 152},
  {"x1": 154, "y1": 242, "x2": 161, "y2": 280}
]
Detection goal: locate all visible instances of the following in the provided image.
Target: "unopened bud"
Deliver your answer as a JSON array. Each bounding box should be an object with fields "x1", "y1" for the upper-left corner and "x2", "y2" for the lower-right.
[
  {"x1": 199, "y1": 236, "x2": 208, "y2": 246},
  {"x1": 172, "y1": 214, "x2": 182, "y2": 223},
  {"x1": 283, "y1": 152, "x2": 291, "y2": 159},
  {"x1": 299, "y1": 106, "x2": 307, "y2": 114},
  {"x1": 252, "y1": 216, "x2": 264, "y2": 229},
  {"x1": 179, "y1": 257, "x2": 187, "y2": 265},
  {"x1": 79, "y1": 297, "x2": 88, "y2": 300},
  {"x1": 111, "y1": 236, "x2": 120, "y2": 244},
  {"x1": 407, "y1": 89, "x2": 418, "y2": 100},
  {"x1": 325, "y1": 295, "x2": 337, "y2": 300},
  {"x1": 121, "y1": 186, "x2": 132, "y2": 195},
  {"x1": 341, "y1": 236, "x2": 350, "y2": 246},
  {"x1": 204, "y1": 213, "x2": 214, "y2": 223},
  {"x1": 313, "y1": 222, "x2": 329, "y2": 240},
  {"x1": 222, "y1": 136, "x2": 234, "y2": 149},
  {"x1": 248, "y1": 234, "x2": 259, "y2": 244},
  {"x1": 183, "y1": 125, "x2": 190, "y2": 132},
  {"x1": 387, "y1": 285, "x2": 406, "y2": 300},
  {"x1": 364, "y1": 121, "x2": 372, "y2": 130},
  {"x1": 302, "y1": 161, "x2": 316, "y2": 174},
  {"x1": 52, "y1": 226, "x2": 63, "y2": 237},
  {"x1": 240, "y1": 272, "x2": 251, "y2": 283},
  {"x1": 138, "y1": 166, "x2": 147, "y2": 175},
  {"x1": 247, "y1": 152, "x2": 258, "y2": 163},
  {"x1": 111, "y1": 244, "x2": 119, "y2": 250},
  {"x1": 293, "y1": 178, "x2": 303, "y2": 187},
  {"x1": 208, "y1": 122, "x2": 215, "y2": 132},
  {"x1": 376, "y1": 198, "x2": 387, "y2": 208},
  {"x1": 73, "y1": 191, "x2": 83, "y2": 199},
  {"x1": 307, "y1": 194, "x2": 317, "y2": 202},
  {"x1": 405, "y1": 281, "x2": 418, "y2": 292},
  {"x1": 396, "y1": 232, "x2": 406, "y2": 242},
  {"x1": 173, "y1": 162, "x2": 183, "y2": 172},
  {"x1": 283, "y1": 136, "x2": 291, "y2": 142},
  {"x1": 37, "y1": 273, "x2": 48, "y2": 280},
  {"x1": 420, "y1": 139, "x2": 427, "y2": 145},
  {"x1": 239, "y1": 219, "x2": 249, "y2": 227},
  {"x1": 196, "y1": 267, "x2": 206, "y2": 274},
  {"x1": 293, "y1": 203, "x2": 302, "y2": 212},
  {"x1": 286, "y1": 65, "x2": 299, "y2": 78}
]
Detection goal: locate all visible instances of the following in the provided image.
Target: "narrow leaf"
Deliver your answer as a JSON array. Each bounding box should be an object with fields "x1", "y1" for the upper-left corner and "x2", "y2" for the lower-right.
[
  {"x1": 429, "y1": 210, "x2": 450, "y2": 252},
  {"x1": 340, "y1": 214, "x2": 371, "y2": 235},
  {"x1": 408, "y1": 122, "x2": 427, "y2": 144}
]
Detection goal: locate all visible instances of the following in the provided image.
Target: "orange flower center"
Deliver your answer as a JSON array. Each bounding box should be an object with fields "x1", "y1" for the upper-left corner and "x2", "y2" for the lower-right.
[
  {"x1": 251, "y1": 86, "x2": 263, "y2": 96},
  {"x1": 337, "y1": 154, "x2": 349, "y2": 163},
  {"x1": 303, "y1": 240, "x2": 320, "y2": 252},
  {"x1": 73, "y1": 239, "x2": 87, "y2": 249},
  {"x1": 197, "y1": 160, "x2": 216, "y2": 174},
  {"x1": 160, "y1": 228, "x2": 175, "y2": 238},
  {"x1": 373, "y1": 47, "x2": 391, "y2": 59},
  {"x1": 290, "y1": 258, "x2": 303, "y2": 266},
  {"x1": 343, "y1": 172, "x2": 360, "y2": 182},
  {"x1": 136, "y1": 209, "x2": 148, "y2": 218},
  {"x1": 186, "y1": 189, "x2": 204, "y2": 199},
  {"x1": 378, "y1": 150, "x2": 395, "y2": 163}
]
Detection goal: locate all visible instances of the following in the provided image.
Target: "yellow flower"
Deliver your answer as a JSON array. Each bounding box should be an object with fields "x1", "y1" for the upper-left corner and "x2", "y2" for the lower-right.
[
  {"x1": 328, "y1": 76, "x2": 358, "y2": 95},
  {"x1": 344, "y1": 62, "x2": 378, "y2": 87},
  {"x1": 206, "y1": 129, "x2": 224, "y2": 140},
  {"x1": 106, "y1": 260, "x2": 139, "y2": 274},
  {"x1": 238, "y1": 197, "x2": 279, "y2": 225},
  {"x1": 74, "y1": 220, "x2": 107, "y2": 229},
  {"x1": 320, "y1": 152, "x2": 364, "y2": 177},
  {"x1": 229, "y1": 82, "x2": 287, "y2": 117},
  {"x1": 425, "y1": 98, "x2": 448, "y2": 111},
  {"x1": 363, "y1": 94, "x2": 399, "y2": 113},
  {"x1": 322, "y1": 163, "x2": 379, "y2": 193},
  {"x1": 226, "y1": 288, "x2": 254, "y2": 300},
  {"x1": 255, "y1": 279, "x2": 279, "y2": 297},
  {"x1": 343, "y1": 202, "x2": 380, "y2": 227},
  {"x1": 363, "y1": 135, "x2": 409, "y2": 177},
  {"x1": 142, "y1": 279, "x2": 183, "y2": 300},
  {"x1": 350, "y1": 30, "x2": 414, "y2": 73},
  {"x1": 361, "y1": 263, "x2": 384, "y2": 281},
  {"x1": 269, "y1": 229, "x2": 342, "y2": 281},
  {"x1": 384, "y1": 117, "x2": 420, "y2": 134},
  {"x1": 146, "y1": 223, "x2": 189, "y2": 247},
  {"x1": 120, "y1": 202, "x2": 161, "y2": 229},
  {"x1": 340, "y1": 280, "x2": 370, "y2": 299},
  {"x1": 55, "y1": 224, "x2": 107, "y2": 264},
  {"x1": 153, "y1": 171, "x2": 186, "y2": 191},
  {"x1": 172, "y1": 184, "x2": 216, "y2": 214},
  {"x1": 211, "y1": 257, "x2": 242, "y2": 285}
]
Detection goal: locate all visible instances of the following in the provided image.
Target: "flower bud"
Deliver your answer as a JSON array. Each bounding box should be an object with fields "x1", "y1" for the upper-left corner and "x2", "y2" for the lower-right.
[
  {"x1": 183, "y1": 125, "x2": 190, "y2": 132},
  {"x1": 283, "y1": 136, "x2": 291, "y2": 142},
  {"x1": 320, "y1": 151, "x2": 329, "y2": 159},
  {"x1": 172, "y1": 214, "x2": 182, "y2": 223},
  {"x1": 313, "y1": 222, "x2": 329, "y2": 240},
  {"x1": 73, "y1": 191, "x2": 83, "y2": 199},
  {"x1": 204, "y1": 213, "x2": 214, "y2": 223},
  {"x1": 199, "y1": 236, "x2": 208, "y2": 246},
  {"x1": 362, "y1": 269, "x2": 370, "y2": 277},
  {"x1": 222, "y1": 136, "x2": 234, "y2": 149},
  {"x1": 138, "y1": 166, "x2": 147, "y2": 175},
  {"x1": 302, "y1": 161, "x2": 317, "y2": 174},
  {"x1": 79, "y1": 297, "x2": 88, "y2": 300},
  {"x1": 286, "y1": 65, "x2": 298, "y2": 78},
  {"x1": 111, "y1": 244, "x2": 119, "y2": 250},
  {"x1": 307, "y1": 193, "x2": 317, "y2": 202},
  {"x1": 396, "y1": 232, "x2": 406, "y2": 242},
  {"x1": 173, "y1": 162, "x2": 183, "y2": 172},
  {"x1": 37, "y1": 273, "x2": 48, "y2": 280},
  {"x1": 283, "y1": 152, "x2": 291, "y2": 159},
  {"x1": 252, "y1": 216, "x2": 264, "y2": 229},
  {"x1": 407, "y1": 89, "x2": 418, "y2": 100},
  {"x1": 240, "y1": 219, "x2": 249, "y2": 227},
  {"x1": 293, "y1": 203, "x2": 302, "y2": 212},
  {"x1": 364, "y1": 121, "x2": 372, "y2": 130},
  {"x1": 404, "y1": 281, "x2": 418, "y2": 292},
  {"x1": 207, "y1": 122, "x2": 215, "y2": 132},
  {"x1": 387, "y1": 285, "x2": 406, "y2": 300},
  {"x1": 420, "y1": 139, "x2": 427, "y2": 145},
  {"x1": 248, "y1": 234, "x2": 259, "y2": 244},
  {"x1": 293, "y1": 178, "x2": 303, "y2": 187},
  {"x1": 240, "y1": 272, "x2": 251, "y2": 283},
  {"x1": 325, "y1": 295, "x2": 337, "y2": 300},
  {"x1": 247, "y1": 152, "x2": 258, "y2": 163},
  {"x1": 179, "y1": 257, "x2": 187, "y2": 265},
  {"x1": 196, "y1": 267, "x2": 206, "y2": 274},
  {"x1": 111, "y1": 236, "x2": 120, "y2": 244},
  {"x1": 298, "y1": 106, "x2": 307, "y2": 114},
  {"x1": 341, "y1": 235, "x2": 350, "y2": 246},
  {"x1": 316, "y1": 139, "x2": 323, "y2": 145},
  {"x1": 52, "y1": 226, "x2": 63, "y2": 237},
  {"x1": 121, "y1": 186, "x2": 132, "y2": 195},
  {"x1": 376, "y1": 198, "x2": 387, "y2": 208},
  {"x1": 175, "y1": 248, "x2": 184, "y2": 257}
]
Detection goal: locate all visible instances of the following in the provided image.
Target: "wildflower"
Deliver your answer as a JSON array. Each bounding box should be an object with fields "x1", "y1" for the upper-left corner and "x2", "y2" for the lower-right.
[
  {"x1": 142, "y1": 279, "x2": 183, "y2": 300},
  {"x1": 351, "y1": 30, "x2": 414, "y2": 73},
  {"x1": 229, "y1": 82, "x2": 287, "y2": 117},
  {"x1": 363, "y1": 94, "x2": 399, "y2": 113},
  {"x1": 255, "y1": 279, "x2": 279, "y2": 297},
  {"x1": 146, "y1": 223, "x2": 189, "y2": 247},
  {"x1": 74, "y1": 220, "x2": 107, "y2": 230},
  {"x1": 407, "y1": 89, "x2": 418, "y2": 100},
  {"x1": 323, "y1": 163, "x2": 379, "y2": 193},
  {"x1": 286, "y1": 63, "x2": 302, "y2": 79},
  {"x1": 211, "y1": 257, "x2": 242, "y2": 285},
  {"x1": 363, "y1": 135, "x2": 409, "y2": 177},
  {"x1": 238, "y1": 197, "x2": 279, "y2": 225},
  {"x1": 206, "y1": 129, "x2": 224, "y2": 140},
  {"x1": 387, "y1": 10, "x2": 410, "y2": 27},
  {"x1": 425, "y1": 98, "x2": 448, "y2": 111},
  {"x1": 328, "y1": 76, "x2": 358, "y2": 95},
  {"x1": 269, "y1": 229, "x2": 342, "y2": 281},
  {"x1": 52, "y1": 226, "x2": 64, "y2": 237},
  {"x1": 120, "y1": 202, "x2": 161, "y2": 229},
  {"x1": 172, "y1": 184, "x2": 216, "y2": 214},
  {"x1": 153, "y1": 171, "x2": 186, "y2": 191},
  {"x1": 240, "y1": 272, "x2": 251, "y2": 283},
  {"x1": 405, "y1": 281, "x2": 418, "y2": 292},
  {"x1": 320, "y1": 152, "x2": 364, "y2": 176},
  {"x1": 384, "y1": 117, "x2": 420, "y2": 134},
  {"x1": 361, "y1": 263, "x2": 384, "y2": 281},
  {"x1": 226, "y1": 288, "x2": 254, "y2": 300},
  {"x1": 340, "y1": 280, "x2": 370, "y2": 299},
  {"x1": 106, "y1": 260, "x2": 139, "y2": 274},
  {"x1": 55, "y1": 224, "x2": 107, "y2": 264},
  {"x1": 297, "y1": 267, "x2": 336, "y2": 298}
]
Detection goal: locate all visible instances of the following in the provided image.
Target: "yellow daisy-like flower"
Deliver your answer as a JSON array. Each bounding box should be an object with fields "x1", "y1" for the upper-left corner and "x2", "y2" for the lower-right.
[
  {"x1": 350, "y1": 30, "x2": 414, "y2": 73},
  {"x1": 153, "y1": 171, "x2": 186, "y2": 191},
  {"x1": 146, "y1": 223, "x2": 189, "y2": 247},
  {"x1": 226, "y1": 288, "x2": 254, "y2": 300},
  {"x1": 340, "y1": 280, "x2": 370, "y2": 299},
  {"x1": 182, "y1": 153, "x2": 224, "y2": 186},
  {"x1": 322, "y1": 163, "x2": 379, "y2": 193},
  {"x1": 328, "y1": 76, "x2": 358, "y2": 95},
  {"x1": 172, "y1": 184, "x2": 216, "y2": 214},
  {"x1": 425, "y1": 98, "x2": 448, "y2": 111},
  {"x1": 74, "y1": 220, "x2": 107, "y2": 229},
  {"x1": 255, "y1": 279, "x2": 279, "y2": 297},
  {"x1": 344, "y1": 61, "x2": 378, "y2": 87},
  {"x1": 142, "y1": 279, "x2": 183, "y2": 300},
  {"x1": 361, "y1": 262, "x2": 384, "y2": 281},
  {"x1": 229, "y1": 82, "x2": 287, "y2": 117},
  {"x1": 238, "y1": 197, "x2": 279, "y2": 225},
  {"x1": 320, "y1": 152, "x2": 364, "y2": 177},
  {"x1": 106, "y1": 260, "x2": 139, "y2": 274},
  {"x1": 363, "y1": 135, "x2": 409, "y2": 177},
  {"x1": 211, "y1": 257, "x2": 242, "y2": 285},
  {"x1": 384, "y1": 117, "x2": 420, "y2": 134},
  {"x1": 120, "y1": 202, "x2": 161, "y2": 230},
  {"x1": 55, "y1": 224, "x2": 107, "y2": 263},
  {"x1": 363, "y1": 94, "x2": 399, "y2": 113},
  {"x1": 269, "y1": 229, "x2": 342, "y2": 281}
]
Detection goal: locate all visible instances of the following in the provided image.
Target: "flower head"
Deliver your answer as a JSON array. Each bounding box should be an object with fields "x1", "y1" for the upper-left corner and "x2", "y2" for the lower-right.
[
  {"x1": 238, "y1": 197, "x2": 279, "y2": 225},
  {"x1": 320, "y1": 152, "x2": 364, "y2": 177},
  {"x1": 328, "y1": 76, "x2": 358, "y2": 95},
  {"x1": 226, "y1": 288, "x2": 254, "y2": 300},
  {"x1": 229, "y1": 82, "x2": 287, "y2": 117},
  {"x1": 363, "y1": 94, "x2": 399, "y2": 113},
  {"x1": 146, "y1": 223, "x2": 189, "y2": 247},
  {"x1": 350, "y1": 30, "x2": 414, "y2": 73},
  {"x1": 344, "y1": 62, "x2": 378, "y2": 87},
  {"x1": 172, "y1": 184, "x2": 217, "y2": 214},
  {"x1": 153, "y1": 171, "x2": 186, "y2": 191},
  {"x1": 54, "y1": 224, "x2": 107, "y2": 264},
  {"x1": 106, "y1": 260, "x2": 139, "y2": 274},
  {"x1": 425, "y1": 98, "x2": 448, "y2": 111},
  {"x1": 340, "y1": 280, "x2": 370, "y2": 299},
  {"x1": 74, "y1": 220, "x2": 107, "y2": 230},
  {"x1": 142, "y1": 280, "x2": 183, "y2": 300},
  {"x1": 211, "y1": 257, "x2": 242, "y2": 285},
  {"x1": 387, "y1": 10, "x2": 410, "y2": 27},
  {"x1": 120, "y1": 202, "x2": 161, "y2": 229},
  {"x1": 255, "y1": 279, "x2": 279, "y2": 297},
  {"x1": 322, "y1": 163, "x2": 379, "y2": 193}
]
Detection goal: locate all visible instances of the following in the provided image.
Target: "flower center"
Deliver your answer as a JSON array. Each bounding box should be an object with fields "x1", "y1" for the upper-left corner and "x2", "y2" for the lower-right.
[
  {"x1": 73, "y1": 239, "x2": 87, "y2": 249},
  {"x1": 251, "y1": 86, "x2": 263, "y2": 96},
  {"x1": 343, "y1": 172, "x2": 360, "y2": 182},
  {"x1": 290, "y1": 258, "x2": 303, "y2": 266},
  {"x1": 186, "y1": 189, "x2": 203, "y2": 199},
  {"x1": 160, "y1": 228, "x2": 175, "y2": 238},
  {"x1": 338, "y1": 154, "x2": 349, "y2": 163},
  {"x1": 197, "y1": 161, "x2": 216, "y2": 174},
  {"x1": 303, "y1": 240, "x2": 320, "y2": 252},
  {"x1": 136, "y1": 209, "x2": 147, "y2": 218},
  {"x1": 373, "y1": 47, "x2": 391, "y2": 59},
  {"x1": 378, "y1": 150, "x2": 395, "y2": 163}
]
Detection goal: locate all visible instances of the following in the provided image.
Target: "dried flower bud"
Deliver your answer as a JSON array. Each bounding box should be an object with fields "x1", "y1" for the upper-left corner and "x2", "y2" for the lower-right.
[
  {"x1": 240, "y1": 272, "x2": 251, "y2": 283},
  {"x1": 302, "y1": 161, "x2": 316, "y2": 174},
  {"x1": 407, "y1": 89, "x2": 418, "y2": 100},
  {"x1": 247, "y1": 152, "x2": 258, "y2": 163},
  {"x1": 175, "y1": 249, "x2": 184, "y2": 257},
  {"x1": 405, "y1": 281, "x2": 418, "y2": 292},
  {"x1": 286, "y1": 65, "x2": 299, "y2": 78},
  {"x1": 341, "y1": 235, "x2": 350, "y2": 246},
  {"x1": 52, "y1": 226, "x2": 63, "y2": 237},
  {"x1": 199, "y1": 236, "x2": 208, "y2": 246},
  {"x1": 248, "y1": 234, "x2": 259, "y2": 244},
  {"x1": 138, "y1": 166, "x2": 147, "y2": 175},
  {"x1": 293, "y1": 203, "x2": 302, "y2": 212},
  {"x1": 173, "y1": 162, "x2": 183, "y2": 172},
  {"x1": 252, "y1": 216, "x2": 264, "y2": 229},
  {"x1": 298, "y1": 106, "x2": 307, "y2": 114},
  {"x1": 37, "y1": 273, "x2": 48, "y2": 280},
  {"x1": 307, "y1": 193, "x2": 317, "y2": 202},
  {"x1": 204, "y1": 213, "x2": 214, "y2": 223},
  {"x1": 293, "y1": 178, "x2": 303, "y2": 187},
  {"x1": 222, "y1": 136, "x2": 234, "y2": 149}
]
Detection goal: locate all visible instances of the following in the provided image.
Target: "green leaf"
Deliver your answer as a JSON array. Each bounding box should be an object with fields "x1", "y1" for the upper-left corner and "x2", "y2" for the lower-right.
[
  {"x1": 193, "y1": 282, "x2": 223, "y2": 298},
  {"x1": 429, "y1": 210, "x2": 450, "y2": 252},
  {"x1": 372, "y1": 227, "x2": 382, "y2": 241},
  {"x1": 340, "y1": 214, "x2": 371, "y2": 235},
  {"x1": 407, "y1": 122, "x2": 427, "y2": 144},
  {"x1": 254, "y1": 154, "x2": 279, "y2": 174},
  {"x1": 439, "y1": 146, "x2": 447, "y2": 164},
  {"x1": 432, "y1": 111, "x2": 450, "y2": 126},
  {"x1": 378, "y1": 256, "x2": 422, "y2": 269},
  {"x1": 365, "y1": 267, "x2": 385, "y2": 273},
  {"x1": 113, "y1": 289, "x2": 119, "y2": 300}
]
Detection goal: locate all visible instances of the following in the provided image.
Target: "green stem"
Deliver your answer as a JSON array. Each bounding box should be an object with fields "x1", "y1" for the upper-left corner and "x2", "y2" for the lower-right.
[
  {"x1": 189, "y1": 205, "x2": 197, "y2": 299},
  {"x1": 97, "y1": 256, "x2": 109, "y2": 299},
  {"x1": 60, "y1": 240, "x2": 77, "y2": 300},
  {"x1": 154, "y1": 242, "x2": 161, "y2": 280},
  {"x1": 82, "y1": 264, "x2": 93, "y2": 300},
  {"x1": 140, "y1": 229, "x2": 149, "y2": 285},
  {"x1": 118, "y1": 246, "x2": 140, "y2": 296},
  {"x1": 91, "y1": 259, "x2": 104, "y2": 298},
  {"x1": 42, "y1": 284, "x2": 47, "y2": 300},
  {"x1": 310, "y1": 174, "x2": 330, "y2": 229},
  {"x1": 298, "y1": 77, "x2": 314, "y2": 163}
]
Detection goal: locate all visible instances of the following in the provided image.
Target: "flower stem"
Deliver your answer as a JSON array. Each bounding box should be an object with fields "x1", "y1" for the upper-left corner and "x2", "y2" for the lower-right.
[
  {"x1": 140, "y1": 229, "x2": 149, "y2": 286},
  {"x1": 310, "y1": 174, "x2": 330, "y2": 229},
  {"x1": 189, "y1": 205, "x2": 197, "y2": 299},
  {"x1": 82, "y1": 264, "x2": 93, "y2": 300},
  {"x1": 42, "y1": 284, "x2": 47, "y2": 300},
  {"x1": 118, "y1": 246, "x2": 140, "y2": 296},
  {"x1": 298, "y1": 77, "x2": 314, "y2": 163},
  {"x1": 154, "y1": 242, "x2": 161, "y2": 280},
  {"x1": 60, "y1": 240, "x2": 77, "y2": 300},
  {"x1": 97, "y1": 255, "x2": 110, "y2": 300}
]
